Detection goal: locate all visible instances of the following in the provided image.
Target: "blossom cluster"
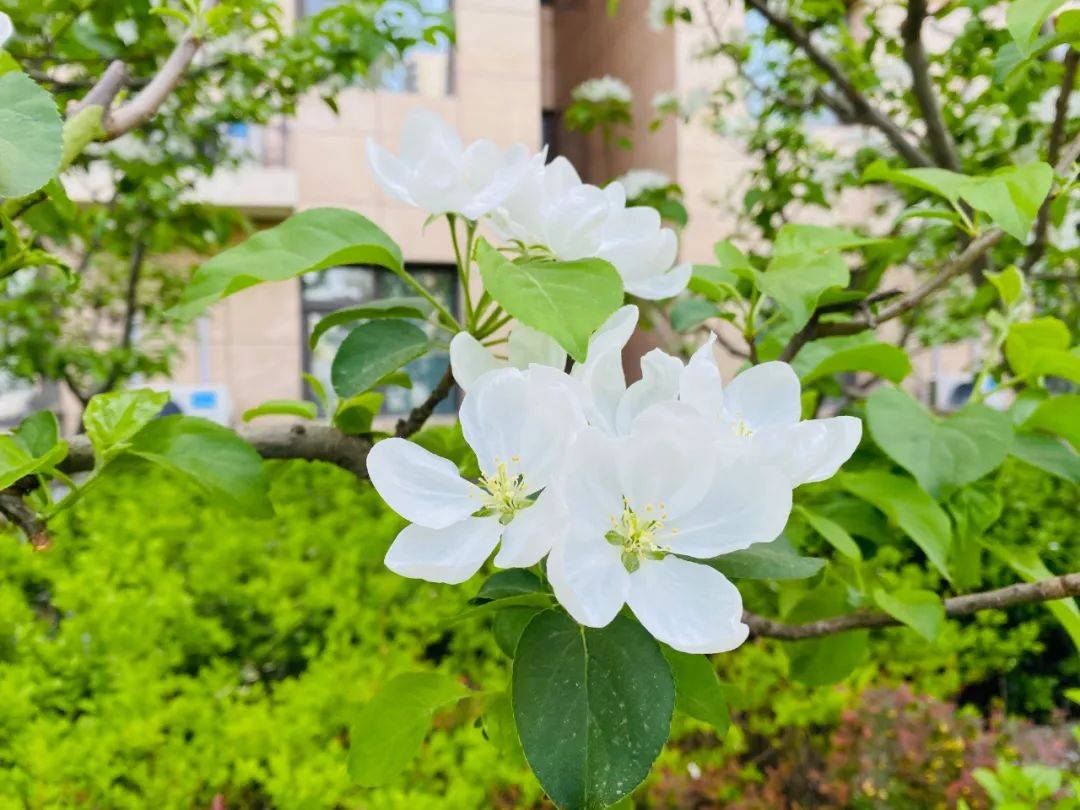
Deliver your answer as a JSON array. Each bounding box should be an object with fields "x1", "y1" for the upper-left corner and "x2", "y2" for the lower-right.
[
  {"x1": 368, "y1": 307, "x2": 862, "y2": 654},
  {"x1": 365, "y1": 108, "x2": 689, "y2": 299}
]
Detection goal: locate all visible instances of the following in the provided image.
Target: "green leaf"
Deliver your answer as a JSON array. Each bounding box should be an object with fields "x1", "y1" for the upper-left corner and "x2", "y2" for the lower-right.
[
  {"x1": 1022, "y1": 394, "x2": 1080, "y2": 450},
  {"x1": 171, "y1": 208, "x2": 403, "y2": 319},
  {"x1": 126, "y1": 416, "x2": 272, "y2": 518},
  {"x1": 0, "y1": 72, "x2": 63, "y2": 198},
  {"x1": 985, "y1": 266, "x2": 1025, "y2": 307},
  {"x1": 1007, "y1": 0, "x2": 1066, "y2": 54},
  {"x1": 512, "y1": 610, "x2": 675, "y2": 810},
  {"x1": 702, "y1": 536, "x2": 826, "y2": 580},
  {"x1": 476, "y1": 569, "x2": 545, "y2": 601},
  {"x1": 866, "y1": 387, "x2": 1013, "y2": 497},
  {"x1": 333, "y1": 392, "x2": 383, "y2": 435},
  {"x1": 83, "y1": 389, "x2": 169, "y2": 460},
  {"x1": 59, "y1": 104, "x2": 104, "y2": 170},
  {"x1": 1005, "y1": 317, "x2": 1071, "y2": 377},
  {"x1": 447, "y1": 593, "x2": 555, "y2": 626},
  {"x1": 948, "y1": 484, "x2": 1002, "y2": 590},
  {"x1": 688, "y1": 264, "x2": 741, "y2": 302},
  {"x1": 347, "y1": 672, "x2": 471, "y2": 787},
  {"x1": 839, "y1": 470, "x2": 953, "y2": 580},
  {"x1": 670, "y1": 297, "x2": 721, "y2": 331},
  {"x1": 773, "y1": 224, "x2": 883, "y2": 255},
  {"x1": 759, "y1": 251, "x2": 850, "y2": 330},
  {"x1": 330, "y1": 320, "x2": 429, "y2": 398},
  {"x1": 12, "y1": 410, "x2": 60, "y2": 458},
  {"x1": 481, "y1": 691, "x2": 525, "y2": 761},
  {"x1": 798, "y1": 341, "x2": 911, "y2": 385},
  {"x1": 1009, "y1": 432, "x2": 1080, "y2": 483},
  {"x1": 493, "y1": 607, "x2": 544, "y2": 657},
  {"x1": 0, "y1": 418, "x2": 68, "y2": 491},
  {"x1": 241, "y1": 399, "x2": 318, "y2": 422},
  {"x1": 476, "y1": 239, "x2": 623, "y2": 362},
  {"x1": 309, "y1": 296, "x2": 433, "y2": 349},
  {"x1": 661, "y1": 647, "x2": 731, "y2": 734},
  {"x1": 873, "y1": 588, "x2": 945, "y2": 641},
  {"x1": 796, "y1": 505, "x2": 862, "y2": 561},
  {"x1": 785, "y1": 630, "x2": 869, "y2": 686}
]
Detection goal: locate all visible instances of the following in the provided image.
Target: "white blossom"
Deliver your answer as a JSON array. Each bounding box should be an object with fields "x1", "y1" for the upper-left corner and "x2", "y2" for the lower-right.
[
  {"x1": 572, "y1": 75, "x2": 633, "y2": 105},
  {"x1": 366, "y1": 108, "x2": 534, "y2": 220},
  {"x1": 0, "y1": 12, "x2": 12, "y2": 47},
  {"x1": 449, "y1": 323, "x2": 566, "y2": 392},
  {"x1": 616, "y1": 169, "x2": 672, "y2": 199}
]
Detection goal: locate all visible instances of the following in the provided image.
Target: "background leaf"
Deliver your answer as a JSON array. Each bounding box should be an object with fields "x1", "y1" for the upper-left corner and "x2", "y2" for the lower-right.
[
  {"x1": 0, "y1": 72, "x2": 63, "y2": 197},
  {"x1": 330, "y1": 320, "x2": 428, "y2": 398}
]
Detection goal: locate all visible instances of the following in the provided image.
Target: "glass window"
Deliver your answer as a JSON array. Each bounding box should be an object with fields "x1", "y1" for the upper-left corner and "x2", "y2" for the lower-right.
[{"x1": 301, "y1": 265, "x2": 458, "y2": 417}]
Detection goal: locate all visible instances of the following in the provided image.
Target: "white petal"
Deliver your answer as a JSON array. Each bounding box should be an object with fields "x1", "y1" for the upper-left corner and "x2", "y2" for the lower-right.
[
  {"x1": 617, "y1": 412, "x2": 715, "y2": 518},
  {"x1": 679, "y1": 335, "x2": 724, "y2": 420},
  {"x1": 560, "y1": 427, "x2": 625, "y2": 526},
  {"x1": 626, "y1": 262, "x2": 692, "y2": 300},
  {"x1": 626, "y1": 556, "x2": 749, "y2": 654},
  {"x1": 366, "y1": 138, "x2": 415, "y2": 206},
  {"x1": 367, "y1": 438, "x2": 482, "y2": 529},
  {"x1": 544, "y1": 184, "x2": 610, "y2": 260},
  {"x1": 574, "y1": 346, "x2": 626, "y2": 435},
  {"x1": 0, "y1": 13, "x2": 12, "y2": 47},
  {"x1": 723, "y1": 361, "x2": 802, "y2": 429},
  {"x1": 495, "y1": 487, "x2": 566, "y2": 568},
  {"x1": 450, "y1": 332, "x2": 504, "y2": 392},
  {"x1": 384, "y1": 516, "x2": 502, "y2": 584},
  {"x1": 508, "y1": 323, "x2": 567, "y2": 371},
  {"x1": 400, "y1": 107, "x2": 462, "y2": 163},
  {"x1": 548, "y1": 533, "x2": 629, "y2": 627},
  {"x1": 614, "y1": 348, "x2": 683, "y2": 435},
  {"x1": 664, "y1": 461, "x2": 792, "y2": 557},
  {"x1": 585, "y1": 304, "x2": 639, "y2": 361},
  {"x1": 751, "y1": 416, "x2": 862, "y2": 486}
]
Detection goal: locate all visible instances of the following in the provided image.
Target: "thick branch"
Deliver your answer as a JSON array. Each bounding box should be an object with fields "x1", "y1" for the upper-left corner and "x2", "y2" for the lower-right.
[
  {"x1": 744, "y1": 572, "x2": 1080, "y2": 639},
  {"x1": 0, "y1": 492, "x2": 50, "y2": 549},
  {"x1": 743, "y1": 0, "x2": 934, "y2": 168},
  {"x1": 901, "y1": 0, "x2": 960, "y2": 171},
  {"x1": 395, "y1": 366, "x2": 456, "y2": 438}
]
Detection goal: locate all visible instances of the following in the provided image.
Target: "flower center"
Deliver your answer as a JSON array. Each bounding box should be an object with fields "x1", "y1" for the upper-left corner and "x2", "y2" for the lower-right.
[
  {"x1": 475, "y1": 459, "x2": 532, "y2": 524},
  {"x1": 605, "y1": 497, "x2": 671, "y2": 573},
  {"x1": 730, "y1": 414, "x2": 755, "y2": 437}
]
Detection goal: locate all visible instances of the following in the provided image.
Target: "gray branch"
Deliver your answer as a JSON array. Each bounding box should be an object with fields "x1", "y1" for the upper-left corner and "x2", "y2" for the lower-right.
[
  {"x1": 744, "y1": 572, "x2": 1080, "y2": 639},
  {"x1": 901, "y1": 0, "x2": 961, "y2": 171}
]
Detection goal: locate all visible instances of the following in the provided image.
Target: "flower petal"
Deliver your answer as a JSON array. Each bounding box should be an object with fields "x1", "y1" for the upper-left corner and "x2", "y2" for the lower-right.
[
  {"x1": 508, "y1": 323, "x2": 567, "y2": 371},
  {"x1": 365, "y1": 138, "x2": 415, "y2": 206},
  {"x1": 625, "y1": 262, "x2": 692, "y2": 300},
  {"x1": 614, "y1": 348, "x2": 683, "y2": 435},
  {"x1": 367, "y1": 438, "x2": 482, "y2": 529},
  {"x1": 495, "y1": 487, "x2": 566, "y2": 568},
  {"x1": 751, "y1": 415, "x2": 863, "y2": 486},
  {"x1": 450, "y1": 332, "x2": 504, "y2": 392},
  {"x1": 384, "y1": 516, "x2": 502, "y2": 584},
  {"x1": 723, "y1": 361, "x2": 801, "y2": 429},
  {"x1": 586, "y1": 304, "x2": 639, "y2": 360},
  {"x1": 626, "y1": 556, "x2": 749, "y2": 654},
  {"x1": 548, "y1": 532, "x2": 629, "y2": 627},
  {"x1": 664, "y1": 461, "x2": 792, "y2": 557},
  {"x1": 679, "y1": 335, "x2": 724, "y2": 420}
]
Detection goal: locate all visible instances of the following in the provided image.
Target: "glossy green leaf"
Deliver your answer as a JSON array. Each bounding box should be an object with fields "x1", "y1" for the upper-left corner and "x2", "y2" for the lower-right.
[
  {"x1": 330, "y1": 320, "x2": 429, "y2": 398},
  {"x1": 333, "y1": 392, "x2": 383, "y2": 435},
  {"x1": 1022, "y1": 394, "x2": 1080, "y2": 450},
  {"x1": 347, "y1": 672, "x2": 471, "y2": 787},
  {"x1": 866, "y1": 387, "x2": 1013, "y2": 497},
  {"x1": 12, "y1": 410, "x2": 61, "y2": 458},
  {"x1": 0, "y1": 72, "x2": 63, "y2": 198},
  {"x1": 512, "y1": 610, "x2": 674, "y2": 810},
  {"x1": 785, "y1": 630, "x2": 869, "y2": 686},
  {"x1": 172, "y1": 208, "x2": 403, "y2": 319},
  {"x1": 702, "y1": 536, "x2": 826, "y2": 580},
  {"x1": 241, "y1": 399, "x2": 317, "y2": 422},
  {"x1": 661, "y1": 647, "x2": 731, "y2": 734},
  {"x1": 759, "y1": 251, "x2": 849, "y2": 330},
  {"x1": 873, "y1": 588, "x2": 945, "y2": 641},
  {"x1": 839, "y1": 470, "x2": 952, "y2": 580},
  {"x1": 309, "y1": 296, "x2": 433, "y2": 349},
  {"x1": 1009, "y1": 432, "x2": 1080, "y2": 483},
  {"x1": 83, "y1": 389, "x2": 169, "y2": 460},
  {"x1": 127, "y1": 416, "x2": 272, "y2": 518},
  {"x1": 476, "y1": 239, "x2": 623, "y2": 362},
  {"x1": 476, "y1": 569, "x2": 545, "y2": 601},
  {"x1": 0, "y1": 422, "x2": 68, "y2": 491},
  {"x1": 797, "y1": 505, "x2": 862, "y2": 561},
  {"x1": 799, "y1": 341, "x2": 911, "y2": 385}
]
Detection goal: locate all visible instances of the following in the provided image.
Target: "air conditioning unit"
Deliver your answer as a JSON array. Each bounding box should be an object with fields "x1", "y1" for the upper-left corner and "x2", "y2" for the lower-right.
[{"x1": 932, "y1": 374, "x2": 1010, "y2": 412}]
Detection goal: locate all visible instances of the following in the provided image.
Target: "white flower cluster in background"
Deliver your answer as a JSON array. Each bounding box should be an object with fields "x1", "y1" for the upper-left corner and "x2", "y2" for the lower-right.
[
  {"x1": 571, "y1": 75, "x2": 634, "y2": 106},
  {"x1": 616, "y1": 168, "x2": 672, "y2": 199},
  {"x1": 370, "y1": 306, "x2": 862, "y2": 654},
  {"x1": 0, "y1": 12, "x2": 12, "y2": 47},
  {"x1": 366, "y1": 109, "x2": 690, "y2": 299}
]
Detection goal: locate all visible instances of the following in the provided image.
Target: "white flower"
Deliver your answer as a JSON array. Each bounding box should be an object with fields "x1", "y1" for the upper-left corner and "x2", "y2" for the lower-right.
[
  {"x1": 652, "y1": 90, "x2": 678, "y2": 113},
  {"x1": 367, "y1": 365, "x2": 585, "y2": 583},
  {"x1": 366, "y1": 108, "x2": 534, "y2": 220},
  {"x1": 0, "y1": 12, "x2": 12, "y2": 47},
  {"x1": 572, "y1": 75, "x2": 633, "y2": 105},
  {"x1": 616, "y1": 169, "x2": 672, "y2": 200},
  {"x1": 679, "y1": 338, "x2": 863, "y2": 486},
  {"x1": 449, "y1": 323, "x2": 566, "y2": 391},
  {"x1": 547, "y1": 407, "x2": 792, "y2": 653},
  {"x1": 596, "y1": 191, "x2": 692, "y2": 299}
]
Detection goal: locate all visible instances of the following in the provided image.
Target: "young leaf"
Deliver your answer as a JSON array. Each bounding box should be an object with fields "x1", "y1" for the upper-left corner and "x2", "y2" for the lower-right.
[
  {"x1": 171, "y1": 208, "x2": 404, "y2": 319},
  {"x1": 661, "y1": 647, "x2": 731, "y2": 734},
  {"x1": 308, "y1": 296, "x2": 433, "y2": 349},
  {"x1": 866, "y1": 387, "x2": 1014, "y2": 497},
  {"x1": 798, "y1": 341, "x2": 911, "y2": 385},
  {"x1": 330, "y1": 320, "x2": 429, "y2": 398},
  {"x1": 241, "y1": 399, "x2": 318, "y2": 422},
  {"x1": 512, "y1": 610, "x2": 675, "y2": 810},
  {"x1": 12, "y1": 410, "x2": 61, "y2": 458},
  {"x1": 126, "y1": 416, "x2": 272, "y2": 518},
  {"x1": 475, "y1": 569, "x2": 545, "y2": 601},
  {"x1": 701, "y1": 536, "x2": 826, "y2": 580},
  {"x1": 347, "y1": 672, "x2": 471, "y2": 787},
  {"x1": 985, "y1": 266, "x2": 1025, "y2": 308},
  {"x1": 796, "y1": 505, "x2": 862, "y2": 561},
  {"x1": 1007, "y1": 0, "x2": 1067, "y2": 54},
  {"x1": 0, "y1": 72, "x2": 63, "y2": 197},
  {"x1": 759, "y1": 251, "x2": 850, "y2": 330},
  {"x1": 83, "y1": 389, "x2": 170, "y2": 460},
  {"x1": 773, "y1": 224, "x2": 884, "y2": 255},
  {"x1": 1021, "y1": 394, "x2": 1080, "y2": 450},
  {"x1": 333, "y1": 392, "x2": 383, "y2": 435},
  {"x1": 476, "y1": 239, "x2": 623, "y2": 362},
  {"x1": 1005, "y1": 317, "x2": 1070, "y2": 377},
  {"x1": 872, "y1": 588, "x2": 945, "y2": 641},
  {"x1": 1009, "y1": 432, "x2": 1080, "y2": 483},
  {"x1": 0, "y1": 423, "x2": 68, "y2": 491},
  {"x1": 670, "y1": 297, "x2": 721, "y2": 331},
  {"x1": 839, "y1": 470, "x2": 953, "y2": 580}
]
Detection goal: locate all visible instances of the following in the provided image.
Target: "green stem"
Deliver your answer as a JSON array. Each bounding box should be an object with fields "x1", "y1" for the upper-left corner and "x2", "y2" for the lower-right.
[
  {"x1": 448, "y1": 216, "x2": 475, "y2": 329},
  {"x1": 389, "y1": 266, "x2": 461, "y2": 332}
]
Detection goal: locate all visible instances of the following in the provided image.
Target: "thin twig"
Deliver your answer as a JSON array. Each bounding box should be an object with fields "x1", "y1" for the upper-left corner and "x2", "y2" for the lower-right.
[
  {"x1": 395, "y1": 366, "x2": 456, "y2": 438},
  {"x1": 744, "y1": 572, "x2": 1080, "y2": 639},
  {"x1": 901, "y1": 0, "x2": 960, "y2": 171}
]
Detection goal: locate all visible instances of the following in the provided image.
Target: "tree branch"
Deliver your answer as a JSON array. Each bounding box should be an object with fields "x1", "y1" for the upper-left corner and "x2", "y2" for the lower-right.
[
  {"x1": 1024, "y1": 48, "x2": 1080, "y2": 271},
  {"x1": 744, "y1": 572, "x2": 1080, "y2": 639},
  {"x1": 742, "y1": 0, "x2": 934, "y2": 168},
  {"x1": 901, "y1": 0, "x2": 961, "y2": 171},
  {"x1": 0, "y1": 492, "x2": 50, "y2": 549},
  {"x1": 395, "y1": 365, "x2": 456, "y2": 438}
]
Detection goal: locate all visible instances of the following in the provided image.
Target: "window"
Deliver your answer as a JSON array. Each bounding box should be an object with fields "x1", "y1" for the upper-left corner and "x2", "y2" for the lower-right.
[
  {"x1": 301, "y1": 265, "x2": 458, "y2": 417},
  {"x1": 298, "y1": 0, "x2": 454, "y2": 96}
]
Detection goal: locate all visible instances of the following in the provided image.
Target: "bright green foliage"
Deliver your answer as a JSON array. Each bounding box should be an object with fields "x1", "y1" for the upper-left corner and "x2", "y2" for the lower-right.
[
  {"x1": 701, "y1": 536, "x2": 825, "y2": 580},
  {"x1": 476, "y1": 239, "x2": 624, "y2": 362},
  {"x1": 0, "y1": 411, "x2": 67, "y2": 490},
  {"x1": 661, "y1": 647, "x2": 731, "y2": 734},
  {"x1": 242, "y1": 399, "x2": 319, "y2": 423},
  {"x1": 330, "y1": 320, "x2": 430, "y2": 398},
  {"x1": 83, "y1": 388, "x2": 170, "y2": 460},
  {"x1": 512, "y1": 610, "x2": 675, "y2": 810},
  {"x1": 794, "y1": 336, "x2": 912, "y2": 385},
  {"x1": 873, "y1": 588, "x2": 946, "y2": 642},
  {"x1": 786, "y1": 631, "x2": 870, "y2": 687},
  {"x1": 309, "y1": 297, "x2": 433, "y2": 350},
  {"x1": 0, "y1": 72, "x2": 62, "y2": 197}
]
